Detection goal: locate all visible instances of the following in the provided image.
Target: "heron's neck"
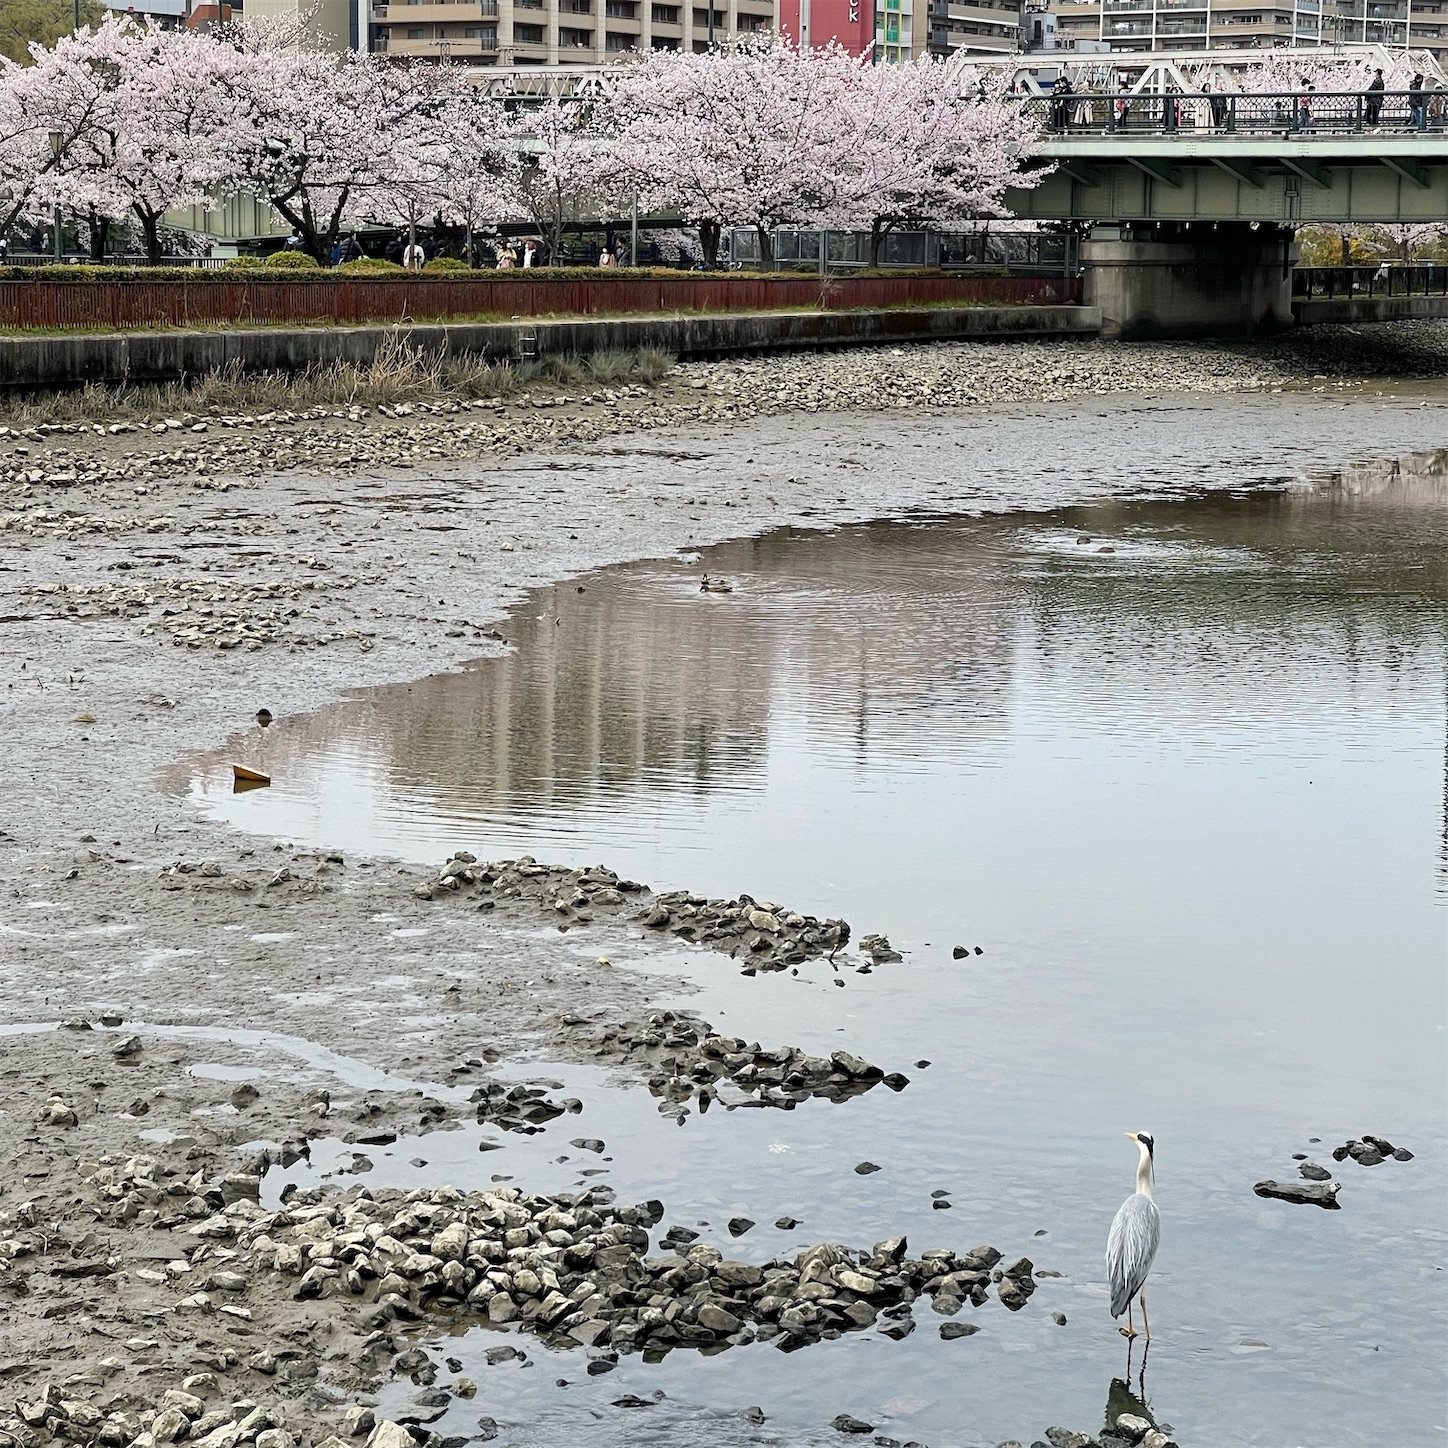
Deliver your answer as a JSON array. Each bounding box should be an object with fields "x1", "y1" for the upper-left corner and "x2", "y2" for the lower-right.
[{"x1": 1136, "y1": 1146, "x2": 1154, "y2": 1198}]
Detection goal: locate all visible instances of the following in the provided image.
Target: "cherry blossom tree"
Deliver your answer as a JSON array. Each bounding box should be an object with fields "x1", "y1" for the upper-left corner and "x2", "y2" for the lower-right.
[
  {"x1": 221, "y1": 46, "x2": 451, "y2": 265},
  {"x1": 1362, "y1": 222, "x2": 1446, "y2": 265},
  {"x1": 608, "y1": 36, "x2": 867, "y2": 267},
  {"x1": 51, "y1": 22, "x2": 239, "y2": 265},
  {"x1": 609, "y1": 39, "x2": 1044, "y2": 269},
  {"x1": 515, "y1": 94, "x2": 622, "y2": 264},
  {"x1": 364, "y1": 69, "x2": 522, "y2": 265},
  {"x1": 830, "y1": 60, "x2": 1045, "y2": 266},
  {"x1": 422, "y1": 87, "x2": 523, "y2": 264},
  {"x1": 0, "y1": 16, "x2": 129, "y2": 239}
]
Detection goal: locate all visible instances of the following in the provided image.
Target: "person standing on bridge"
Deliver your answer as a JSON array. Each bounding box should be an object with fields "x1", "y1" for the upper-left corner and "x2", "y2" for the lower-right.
[
  {"x1": 1408, "y1": 74, "x2": 1427, "y2": 130},
  {"x1": 1051, "y1": 75, "x2": 1074, "y2": 133},
  {"x1": 1194, "y1": 84, "x2": 1215, "y2": 132},
  {"x1": 1365, "y1": 68, "x2": 1385, "y2": 129},
  {"x1": 1295, "y1": 81, "x2": 1314, "y2": 133},
  {"x1": 1206, "y1": 81, "x2": 1227, "y2": 130}
]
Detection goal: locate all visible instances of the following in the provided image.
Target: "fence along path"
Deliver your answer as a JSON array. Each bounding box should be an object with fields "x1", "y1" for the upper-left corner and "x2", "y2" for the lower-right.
[{"x1": 0, "y1": 274, "x2": 1082, "y2": 333}]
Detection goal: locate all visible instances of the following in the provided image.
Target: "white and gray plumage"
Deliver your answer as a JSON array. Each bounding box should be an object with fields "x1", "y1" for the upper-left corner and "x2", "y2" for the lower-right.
[{"x1": 1106, "y1": 1130, "x2": 1160, "y2": 1340}]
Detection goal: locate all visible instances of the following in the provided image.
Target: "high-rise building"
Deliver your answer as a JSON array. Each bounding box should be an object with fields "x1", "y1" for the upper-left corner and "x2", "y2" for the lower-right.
[
  {"x1": 244, "y1": 0, "x2": 366, "y2": 50},
  {"x1": 369, "y1": 0, "x2": 777, "y2": 62},
  {"x1": 876, "y1": 0, "x2": 917, "y2": 59},
  {"x1": 927, "y1": 0, "x2": 1027, "y2": 60},
  {"x1": 780, "y1": 0, "x2": 876, "y2": 53},
  {"x1": 1051, "y1": 0, "x2": 1447, "y2": 60}
]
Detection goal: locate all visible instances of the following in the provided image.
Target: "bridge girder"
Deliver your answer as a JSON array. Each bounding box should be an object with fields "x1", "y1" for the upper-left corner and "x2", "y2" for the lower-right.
[{"x1": 1012, "y1": 138, "x2": 1448, "y2": 224}]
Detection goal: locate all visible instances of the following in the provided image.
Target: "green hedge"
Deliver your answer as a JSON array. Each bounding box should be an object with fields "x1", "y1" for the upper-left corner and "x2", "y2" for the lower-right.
[{"x1": 336, "y1": 257, "x2": 407, "y2": 275}]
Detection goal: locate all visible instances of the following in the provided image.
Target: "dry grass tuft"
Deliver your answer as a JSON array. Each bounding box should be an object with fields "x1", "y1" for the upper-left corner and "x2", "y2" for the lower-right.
[{"x1": 0, "y1": 337, "x2": 677, "y2": 426}]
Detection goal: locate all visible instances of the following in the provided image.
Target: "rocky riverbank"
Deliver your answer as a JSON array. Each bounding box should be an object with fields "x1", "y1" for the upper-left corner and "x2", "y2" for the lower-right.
[{"x1": 2, "y1": 327, "x2": 1444, "y2": 1448}]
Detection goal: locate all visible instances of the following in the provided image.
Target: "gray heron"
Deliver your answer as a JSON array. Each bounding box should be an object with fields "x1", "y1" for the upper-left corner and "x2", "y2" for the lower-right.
[{"x1": 1106, "y1": 1130, "x2": 1160, "y2": 1341}]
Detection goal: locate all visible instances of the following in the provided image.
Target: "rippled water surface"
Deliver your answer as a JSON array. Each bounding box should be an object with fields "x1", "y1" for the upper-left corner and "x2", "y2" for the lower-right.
[{"x1": 191, "y1": 405, "x2": 1447, "y2": 1448}]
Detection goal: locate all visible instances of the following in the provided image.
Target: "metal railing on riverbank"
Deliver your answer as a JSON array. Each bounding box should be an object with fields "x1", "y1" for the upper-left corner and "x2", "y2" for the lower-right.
[
  {"x1": 1294, "y1": 265, "x2": 1448, "y2": 300},
  {"x1": 0, "y1": 253, "x2": 228, "y2": 269},
  {"x1": 1028, "y1": 89, "x2": 1448, "y2": 136}
]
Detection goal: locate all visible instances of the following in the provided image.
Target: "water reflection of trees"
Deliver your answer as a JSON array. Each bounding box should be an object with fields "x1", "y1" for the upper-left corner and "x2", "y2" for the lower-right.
[
  {"x1": 212, "y1": 474, "x2": 1445, "y2": 826},
  {"x1": 238, "y1": 518, "x2": 1019, "y2": 820}
]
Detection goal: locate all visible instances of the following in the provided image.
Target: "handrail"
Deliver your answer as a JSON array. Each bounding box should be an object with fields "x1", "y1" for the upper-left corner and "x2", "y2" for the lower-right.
[
  {"x1": 1293, "y1": 264, "x2": 1448, "y2": 299},
  {"x1": 1023, "y1": 88, "x2": 1448, "y2": 136}
]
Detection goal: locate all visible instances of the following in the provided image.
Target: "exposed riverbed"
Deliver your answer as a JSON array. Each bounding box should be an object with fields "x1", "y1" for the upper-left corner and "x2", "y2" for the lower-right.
[{"x1": 2, "y1": 338, "x2": 1445, "y2": 1448}]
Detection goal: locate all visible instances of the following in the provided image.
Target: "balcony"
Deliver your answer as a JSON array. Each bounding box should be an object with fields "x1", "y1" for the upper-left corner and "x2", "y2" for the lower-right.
[
  {"x1": 946, "y1": 1, "x2": 1021, "y2": 20},
  {"x1": 377, "y1": 1, "x2": 497, "y2": 20},
  {"x1": 381, "y1": 33, "x2": 499, "y2": 51}
]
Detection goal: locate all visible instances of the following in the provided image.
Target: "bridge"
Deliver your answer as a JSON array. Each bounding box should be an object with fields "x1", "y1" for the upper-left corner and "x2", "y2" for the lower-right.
[
  {"x1": 1001, "y1": 90, "x2": 1448, "y2": 337},
  {"x1": 1008, "y1": 91, "x2": 1448, "y2": 225}
]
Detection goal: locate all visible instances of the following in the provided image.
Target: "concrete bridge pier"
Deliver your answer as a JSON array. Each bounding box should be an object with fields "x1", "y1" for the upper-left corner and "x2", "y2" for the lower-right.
[{"x1": 1081, "y1": 222, "x2": 1298, "y2": 340}]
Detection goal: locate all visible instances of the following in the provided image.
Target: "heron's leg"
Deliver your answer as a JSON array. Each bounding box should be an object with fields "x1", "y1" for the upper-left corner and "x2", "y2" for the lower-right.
[
  {"x1": 1139, "y1": 1289, "x2": 1150, "y2": 1342},
  {"x1": 1118, "y1": 1301, "x2": 1137, "y2": 1340}
]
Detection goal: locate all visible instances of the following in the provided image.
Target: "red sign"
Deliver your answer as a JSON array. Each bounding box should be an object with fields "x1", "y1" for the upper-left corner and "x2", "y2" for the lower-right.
[{"x1": 778, "y1": 0, "x2": 875, "y2": 57}]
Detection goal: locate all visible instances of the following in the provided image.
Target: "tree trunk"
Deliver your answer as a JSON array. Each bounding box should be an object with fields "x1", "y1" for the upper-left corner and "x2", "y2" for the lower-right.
[
  {"x1": 699, "y1": 219, "x2": 721, "y2": 269},
  {"x1": 870, "y1": 219, "x2": 887, "y2": 269},
  {"x1": 1339, "y1": 230, "x2": 1350, "y2": 266},
  {"x1": 465, "y1": 221, "x2": 474, "y2": 268},
  {"x1": 1400, "y1": 237, "x2": 1410, "y2": 266},
  {"x1": 754, "y1": 224, "x2": 773, "y2": 269},
  {"x1": 87, "y1": 209, "x2": 110, "y2": 264},
  {"x1": 135, "y1": 207, "x2": 163, "y2": 266}
]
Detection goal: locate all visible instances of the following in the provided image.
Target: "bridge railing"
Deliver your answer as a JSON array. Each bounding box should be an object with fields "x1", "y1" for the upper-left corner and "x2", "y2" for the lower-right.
[
  {"x1": 1293, "y1": 265, "x2": 1448, "y2": 300},
  {"x1": 1027, "y1": 90, "x2": 1448, "y2": 137}
]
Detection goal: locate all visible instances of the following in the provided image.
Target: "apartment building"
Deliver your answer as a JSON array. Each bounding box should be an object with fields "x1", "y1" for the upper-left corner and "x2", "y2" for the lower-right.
[
  {"x1": 1052, "y1": 0, "x2": 1447, "y2": 60},
  {"x1": 370, "y1": 0, "x2": 777, "y2": 63},
  {"x1": 927, "y1": 0, "x2": 1026, "y2": 60}
]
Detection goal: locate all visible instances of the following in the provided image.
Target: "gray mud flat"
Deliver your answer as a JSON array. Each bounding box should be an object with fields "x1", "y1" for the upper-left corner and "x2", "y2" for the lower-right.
[{"x1": 1, "y1": 332, "x2": 1446, "y2": 1448}]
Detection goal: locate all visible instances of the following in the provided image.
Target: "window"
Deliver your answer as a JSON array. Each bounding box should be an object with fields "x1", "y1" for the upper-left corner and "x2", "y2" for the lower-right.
[
  {"x1": 606, "y1": 28, "x2": 633, "y2": 45},
  {"x1": 406, "y1": 25, "x2": 424, "y2": 36},
  {"x1": 605, "y1": 0, "x2": 636, "y2": 15},
  {"x1": 513, "y1": 21, "x2": 544, "y2": 40},
  {"x1": 651, "y1": 33, "x2": 680, "y2": 45},
  {"x1": 651, "y1": 3, "x2": 678, "y2": 18},
  {"x1": 562, "y1": 0, "x2": 591, "y2": 12},
  {"x1": 559, "y1": 24, "x2": 593, "y2": 42},
  {"x1": 464, "y1": 24, "x2": 498, "y2": 42}
]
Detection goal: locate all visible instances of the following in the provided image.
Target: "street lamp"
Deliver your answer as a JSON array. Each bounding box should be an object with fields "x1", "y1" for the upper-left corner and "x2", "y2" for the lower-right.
[{"x1": 47, "y1": 130, "x2": 63, "y2": 263}]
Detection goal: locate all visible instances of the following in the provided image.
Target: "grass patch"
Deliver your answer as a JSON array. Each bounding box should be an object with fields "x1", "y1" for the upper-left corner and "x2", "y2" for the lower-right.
[{"x1": 0, "y1": 336, "x2": 676, "y2": 427}]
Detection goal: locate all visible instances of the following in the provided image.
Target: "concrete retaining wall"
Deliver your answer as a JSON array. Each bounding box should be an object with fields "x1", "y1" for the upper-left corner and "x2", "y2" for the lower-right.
[
  {"x1": 0, "y1": 306, "x2": 1102, "y2": 390},
  {"x1": 1292, "y1": 294, "x2": 1448, "y2": 326}
]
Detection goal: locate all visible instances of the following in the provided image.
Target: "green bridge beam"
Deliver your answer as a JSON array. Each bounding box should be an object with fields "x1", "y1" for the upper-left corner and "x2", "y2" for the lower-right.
[{"x1": 1011, "y1": 136, "x2": 1448, "y2": 224}]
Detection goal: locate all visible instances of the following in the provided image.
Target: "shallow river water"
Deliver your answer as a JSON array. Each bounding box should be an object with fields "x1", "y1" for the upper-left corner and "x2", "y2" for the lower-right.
[{"x1": 191, "y1": 397, "x2": 1446, "y2": 1448}]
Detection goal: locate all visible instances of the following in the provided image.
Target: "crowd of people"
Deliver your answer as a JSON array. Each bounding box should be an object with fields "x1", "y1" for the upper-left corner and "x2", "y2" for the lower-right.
[
  {"x1": 1040, "y1": 69, "x2": 1448, "y2": 134},
  {"x1": 282, "y1": 230, "x2": 634, "y2": 271}
]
